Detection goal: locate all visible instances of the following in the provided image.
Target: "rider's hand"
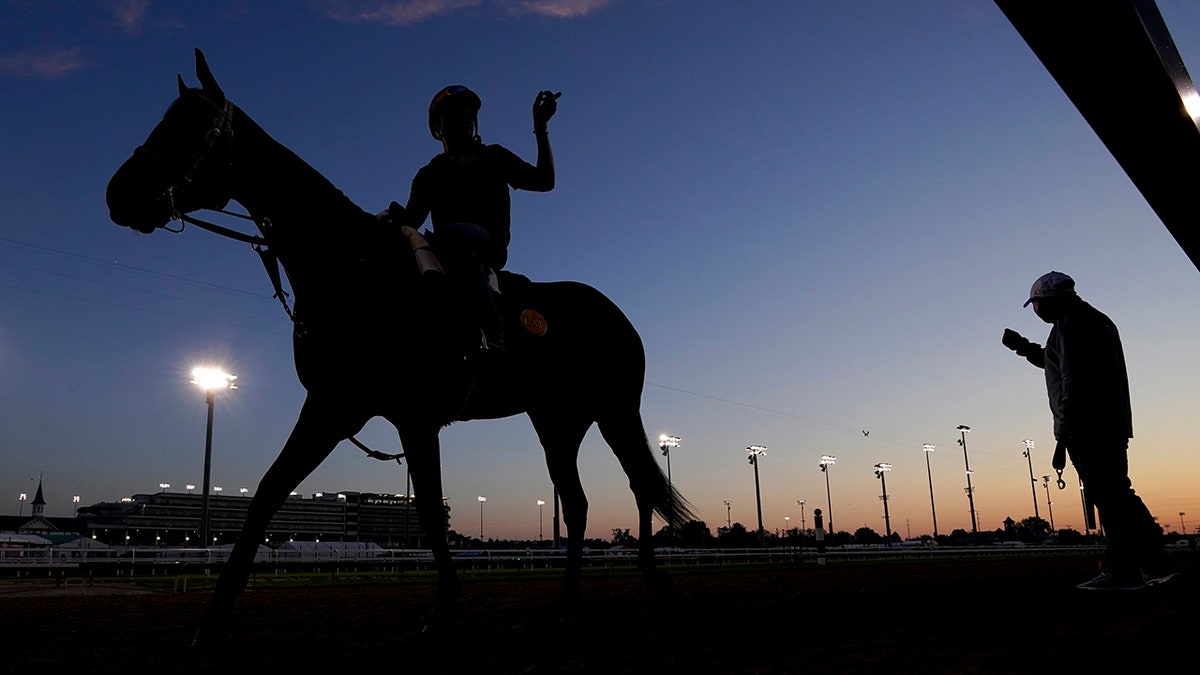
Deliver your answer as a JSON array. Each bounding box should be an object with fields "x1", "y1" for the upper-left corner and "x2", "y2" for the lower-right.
[
  {"x1": 378, "y1": 200, "x2": 405, "y2": 225},
  {"x1": 1002, "y1": 328, "x2": 1030, "y2": 353},
  {"x1": 533, "y1": 90, "x2": 561, "y2": 130}
]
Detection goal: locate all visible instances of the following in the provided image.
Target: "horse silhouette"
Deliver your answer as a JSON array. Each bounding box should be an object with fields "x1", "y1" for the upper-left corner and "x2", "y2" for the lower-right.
[{"x1": 106, "y1": 49, "x2": 694, "y2": 645}]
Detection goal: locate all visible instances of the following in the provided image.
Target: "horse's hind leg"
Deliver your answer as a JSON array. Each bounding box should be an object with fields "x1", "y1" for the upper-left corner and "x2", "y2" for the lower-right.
[
  {"x1": 528, "y1": 410, "x2": 593, "y2": 605},
  {"x1": 596, "y1": 408, "x2": 674, "y2": 596},
  {"x1": 194, "y1": 394, "x2": 368, "y2": 647}
]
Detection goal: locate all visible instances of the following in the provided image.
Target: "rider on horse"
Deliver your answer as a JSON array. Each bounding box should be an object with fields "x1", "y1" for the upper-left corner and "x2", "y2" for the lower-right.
[{"x1": 385, "y1": 84, "x2": 560, "y2": 354}]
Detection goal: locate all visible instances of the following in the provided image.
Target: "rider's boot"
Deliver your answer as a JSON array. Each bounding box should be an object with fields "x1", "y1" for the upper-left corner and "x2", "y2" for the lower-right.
[{"x1": 480, "y1": 275, "x2": 506, "y2": 355}]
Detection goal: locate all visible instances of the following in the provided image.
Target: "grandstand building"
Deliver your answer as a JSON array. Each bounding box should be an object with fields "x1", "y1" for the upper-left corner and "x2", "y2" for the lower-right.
[{"x1": 72, "y1": 490, "x2": 442, "y2": 548}]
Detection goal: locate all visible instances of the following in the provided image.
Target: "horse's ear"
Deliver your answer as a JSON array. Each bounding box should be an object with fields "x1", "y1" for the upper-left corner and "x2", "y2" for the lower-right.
[
  {"x1": 177, "y1": 74, "x2": 188, "y2": 96},
  {"x1": 194, "y1": 48, "x2": 225, "y2": 103}
]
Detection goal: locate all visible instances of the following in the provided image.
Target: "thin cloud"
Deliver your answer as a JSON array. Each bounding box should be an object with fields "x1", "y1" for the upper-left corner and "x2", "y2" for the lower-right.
[
  {"x1": 112, "y1": 0, "x2": 153, "y2": 34},
  {"x1": 0, "y1": 48, "x2": 90, "y2": 78},
  {"x1": 510, "y1": 0, "x2": 616, "y2": 18},
  {"x1": 323, "y1": 0, "x2": 483, "y2": 26},
  {"x1": 321, "y1": 0, "x2": 615, "y2": 25}
]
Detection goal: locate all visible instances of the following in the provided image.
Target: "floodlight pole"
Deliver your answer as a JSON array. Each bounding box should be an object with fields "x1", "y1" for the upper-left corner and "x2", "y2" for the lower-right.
[
  {"x1": 957, "y1": 425, "x2": 978, "y2": 536},
  {"x1": 819, "y1": 455, "x2": 836, "y2": 534},
  {"x1": 1041, "y1": 476, "x2": 1056, "y2": 532},
  {"x1": 875, "y1": 463, "x2": 893, "y2": 545},
  {"x1": 747, "y1": 445, "x2": 767, "y2": 546},
  {"x1": 200, "y1": 389, "x2": 216, "y2": 547},
  {"x1": 192, "y1": 367, "x2": 236, "y2": 549},
  {"x1": 1022, "y1": 439, "x2": 1040, "y2": 519},
  {"x1": 923, "y1": 444, "x2": 939, "y2": 538},
  {"x1": 477, "y1": 496, "x2": 487, "y2": 543}
]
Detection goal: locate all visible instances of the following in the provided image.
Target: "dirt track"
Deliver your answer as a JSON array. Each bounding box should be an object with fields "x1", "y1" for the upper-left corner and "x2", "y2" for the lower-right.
[{"x1": 3, "y1": 553, "x2": 1196, "y2": 673}]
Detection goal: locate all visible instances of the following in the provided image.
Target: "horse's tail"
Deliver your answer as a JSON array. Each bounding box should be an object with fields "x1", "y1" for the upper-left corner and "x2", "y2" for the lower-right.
[
  {"x1": 657, "y1": 469, "x2": 699, "y2": 528},
  {"x1": 598, "y1": 411, "x2": 698, "y2": 528}
]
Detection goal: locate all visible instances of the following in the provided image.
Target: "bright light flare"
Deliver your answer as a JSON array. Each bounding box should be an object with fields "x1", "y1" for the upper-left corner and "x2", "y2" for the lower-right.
[{"x1": 191, "y1": 367, "x2": 238, "y2": 391}]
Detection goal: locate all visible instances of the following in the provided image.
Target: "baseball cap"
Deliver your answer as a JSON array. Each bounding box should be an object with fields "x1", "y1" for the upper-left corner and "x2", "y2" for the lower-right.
[{"x1": 1024, "y1": 271, "x2": 1075, "y2": 307}]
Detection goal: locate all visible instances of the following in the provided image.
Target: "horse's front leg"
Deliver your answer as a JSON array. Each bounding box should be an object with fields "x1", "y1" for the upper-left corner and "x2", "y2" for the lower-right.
[
  {"x1": 193, "y1": 394, "x2": 369, "y2": 648},
  {"x1": 392, "y1": 420, "x2": 459, "y2": 623}
]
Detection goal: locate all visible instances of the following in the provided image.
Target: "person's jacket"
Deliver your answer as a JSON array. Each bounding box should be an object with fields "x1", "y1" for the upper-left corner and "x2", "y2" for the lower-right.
[{"x1": 1021, "y1": 297, "x2": 1133, "y2": 441}]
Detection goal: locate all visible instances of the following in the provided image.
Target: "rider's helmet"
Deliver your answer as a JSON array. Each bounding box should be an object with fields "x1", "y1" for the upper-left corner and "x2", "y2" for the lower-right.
[{"x1": 428, "y1": 85, "x2": 482, "y2": 140}]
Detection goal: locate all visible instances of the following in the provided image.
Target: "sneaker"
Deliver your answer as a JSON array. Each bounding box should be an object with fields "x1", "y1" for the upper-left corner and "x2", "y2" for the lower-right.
[
  {"x1": 1144, "y1": 571, "x2": 1180, "y2": 586},
  {"x1": 1076, "y1": 572, "x2": 1147, "y2": 591}
]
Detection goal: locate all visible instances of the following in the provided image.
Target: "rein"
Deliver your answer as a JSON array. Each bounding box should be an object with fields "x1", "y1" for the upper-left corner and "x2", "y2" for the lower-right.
[{"x1": 168, "y1": 204, "x2": 295, "y2": 323}]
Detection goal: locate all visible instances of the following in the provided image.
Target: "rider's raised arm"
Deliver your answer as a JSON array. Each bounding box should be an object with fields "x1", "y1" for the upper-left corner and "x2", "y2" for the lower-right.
[
  {"x1": 512, "y1": 90, "x2": 559, "y2": 193},
  {"x1": 531, "y1": 125, "x2": 555, "y2": 192}
]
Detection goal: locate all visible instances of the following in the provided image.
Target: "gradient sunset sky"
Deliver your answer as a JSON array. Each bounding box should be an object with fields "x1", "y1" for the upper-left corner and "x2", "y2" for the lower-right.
[{"x1": 2, "y1": 1, "x2": 1199, "y2": 541}]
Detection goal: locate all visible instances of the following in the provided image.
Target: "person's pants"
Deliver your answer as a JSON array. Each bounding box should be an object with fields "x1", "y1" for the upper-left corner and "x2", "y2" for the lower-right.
[{"x1": 1069, "y1": 437, "x2": 1163, "y2": 578}]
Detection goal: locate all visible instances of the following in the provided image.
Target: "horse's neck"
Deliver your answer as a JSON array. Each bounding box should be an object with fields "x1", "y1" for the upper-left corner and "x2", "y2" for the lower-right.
[
  {"x1": 225, "y1": 107, "x2": 415, "y2": 305},
  {"x1": 229, "y1": 108, "x2": 368, "y2": 228}
]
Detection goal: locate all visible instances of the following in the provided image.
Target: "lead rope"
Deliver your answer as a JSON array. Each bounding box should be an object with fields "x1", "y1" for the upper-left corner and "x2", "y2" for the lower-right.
[{"x1": 347, "y1": 435, "x2": 405, "y2": 462}]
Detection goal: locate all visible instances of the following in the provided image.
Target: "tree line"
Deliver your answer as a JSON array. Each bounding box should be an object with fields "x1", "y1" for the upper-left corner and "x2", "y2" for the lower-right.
[{"x1": 445, "y1": 515, "x2": 1156, "y2": 549}]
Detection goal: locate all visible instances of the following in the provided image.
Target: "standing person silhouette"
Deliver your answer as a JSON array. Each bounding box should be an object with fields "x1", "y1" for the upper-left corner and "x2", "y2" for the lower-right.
[
  {"x1": 387, "y1": 85, "x2": 560, "y2": 354},
  {"x1": 1002, "y1": 271, "x2": 1168, "y2": 590}
]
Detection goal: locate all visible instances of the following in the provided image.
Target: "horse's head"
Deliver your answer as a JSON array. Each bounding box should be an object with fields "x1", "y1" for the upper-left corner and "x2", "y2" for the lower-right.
[{"x1": 107, "y1": 49, "x2": 235, "y2": 233}]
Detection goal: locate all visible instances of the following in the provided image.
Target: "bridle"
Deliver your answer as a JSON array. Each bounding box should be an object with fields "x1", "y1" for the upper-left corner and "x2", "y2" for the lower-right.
[
  {"x1": 133, "y1": 92, "x2": 297, "y2": 321},
  {"x1": 132, "y1": 92, "x2": 263, "y2": 242},
  {"x1": 173, "y1": 94, "x2": 234, "y2": 186},
  {"x1": 133, "y1": 91, "x2": 236, "y2": 216}
]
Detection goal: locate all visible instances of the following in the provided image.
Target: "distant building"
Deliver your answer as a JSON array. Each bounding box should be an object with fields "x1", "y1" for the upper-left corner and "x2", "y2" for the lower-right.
[
  {"x1": 0, "y1": 479, "x2": 80, "y2": 538},
  {"x1": 73, "y1": 490, "x2": 444, "y2": 548}
]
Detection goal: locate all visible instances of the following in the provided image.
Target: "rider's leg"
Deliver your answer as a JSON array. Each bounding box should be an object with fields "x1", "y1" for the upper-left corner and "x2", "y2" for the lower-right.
[{"x1": 435, "y1": 222, "x2": 504, "y2": 352}]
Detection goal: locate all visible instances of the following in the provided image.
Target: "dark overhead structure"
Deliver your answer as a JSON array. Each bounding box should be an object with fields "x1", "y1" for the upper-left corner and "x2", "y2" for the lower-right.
[{"x1": 996, "y1": 0, "x2": 1200, "y2": 272}]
